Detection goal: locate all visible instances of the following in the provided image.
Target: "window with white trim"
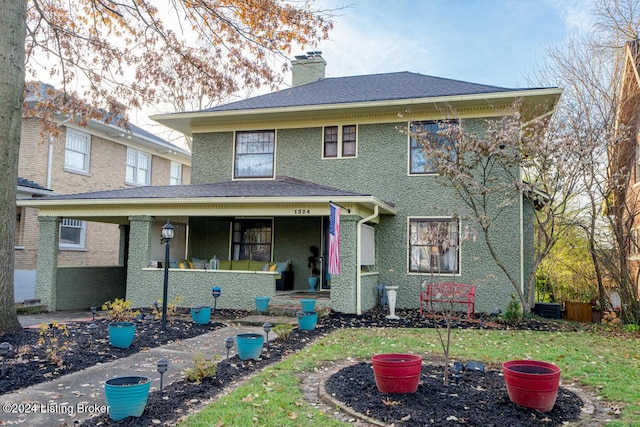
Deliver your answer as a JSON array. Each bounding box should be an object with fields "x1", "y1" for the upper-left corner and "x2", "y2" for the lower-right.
[
  {"x1": 234, "y1": 131, "x2": 275, "y2": 179},
  {"x1": 60, "y1": 219, "x2": 86, "y2": 249},
  {"x1": 64, "y1": 129, "x2": 91, "y2": 173},
  {"x1": 170, "y1": 161, "x2": 182, "y2": 185},
  {"x1": 126, "y1": 148, "x2": 151, "y2": 185},
  {"x1": 409, "y1": 121, "x2": 457, "y2": 174},
  {"x1": 408, "y1": 218, "x2": 459, "y2": 274},
  {"x1": 323, "y1": 125, "x2": 356, "y2": 158}
]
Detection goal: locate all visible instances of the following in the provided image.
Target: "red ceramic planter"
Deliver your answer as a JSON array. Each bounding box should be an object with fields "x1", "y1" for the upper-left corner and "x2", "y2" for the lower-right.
[
  {"x1": 371, "y1": 353, "x2": 422, "y2": 394},
  {"x1": 502, "y1": 360, "x2": 561, "y2": 412}
]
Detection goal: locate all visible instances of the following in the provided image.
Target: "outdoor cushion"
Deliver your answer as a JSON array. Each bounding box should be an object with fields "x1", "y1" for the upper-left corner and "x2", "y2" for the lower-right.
[
  {"x1": 191, "y1": 258, "x2": 207, "y2": 269},
  {"x1": 232, "y1": 259, "x2": 251, "y2": 270},
  {"x1": 262, "y1": 263, "x2": 271, "y2": 271},
  {"x1": 249, "y1": 260, "x2": 266, "y2": 270},
  {"x1": 218, "y1": 260, "x2": 232, "y2": 270},
  {"x1": 276, "y1": 261, "x2": 290, "y2": 273},
  {"x1": 268, "y1": 263, "x2": 278, "y2": 272}
]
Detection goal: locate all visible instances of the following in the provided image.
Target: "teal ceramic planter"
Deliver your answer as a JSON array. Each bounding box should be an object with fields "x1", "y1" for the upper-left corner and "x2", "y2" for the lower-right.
[
  {"x1": 307, "y1": 277, "x2": 318, "y2": 292},
  {"x1": 104, "y1": 376, "x2": 151, "y2": 421},
  {"x1": 236, "y1": 333, "x2": 264, "y2": 360},
  {"x1": 190, "y1": 306, "x2": 211, "y2": 324},
  {"x1": 254, "y1": 296, "x2": 270, "y2": 313},
  {"x1": 297, "y1": 311, "x2": 318, "y2": 331},
  {"x1": 300, "y1": 299, "x2": 316, "y2": 312},
  {"x1": 108, "y1": 322, "x2": 136, "y2": 349}
]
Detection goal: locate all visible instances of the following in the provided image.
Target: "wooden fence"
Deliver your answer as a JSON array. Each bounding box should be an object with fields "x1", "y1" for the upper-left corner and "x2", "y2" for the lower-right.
[{"x1": 564, "y1": 302, "x2": 595, "y2": 323}]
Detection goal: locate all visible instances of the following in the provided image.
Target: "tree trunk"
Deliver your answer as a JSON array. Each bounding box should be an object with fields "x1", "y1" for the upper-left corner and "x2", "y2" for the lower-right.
[{"x1": 0, "y1": 0, "x2": 27, "y2": 334}]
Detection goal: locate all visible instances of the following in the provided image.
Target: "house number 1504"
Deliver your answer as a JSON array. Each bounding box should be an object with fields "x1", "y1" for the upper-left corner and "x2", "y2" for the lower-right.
[{"x1": 294, "y1": 209, "x2": 311, "y2": 214}]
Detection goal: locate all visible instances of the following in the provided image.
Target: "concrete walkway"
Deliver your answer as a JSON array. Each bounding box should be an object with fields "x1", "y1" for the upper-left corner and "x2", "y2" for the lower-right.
[{"x1": 1, "y1": 313, "x2": 295, "y2": 426}]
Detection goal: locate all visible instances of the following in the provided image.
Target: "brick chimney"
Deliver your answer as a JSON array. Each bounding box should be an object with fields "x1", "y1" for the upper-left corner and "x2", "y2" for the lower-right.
[{"x1": 291, "y1": 51, "x2": 326, "y2": 86}]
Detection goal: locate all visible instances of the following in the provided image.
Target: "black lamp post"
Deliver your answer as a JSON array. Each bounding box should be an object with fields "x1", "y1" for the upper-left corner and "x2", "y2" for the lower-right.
[
  {"x1": 161, "y1": 220, "x2": 174, "y2": 331},
  {"x1": 225, "y1": 336, "x2": 234, "y2": 360},
  {"x1": 90, "y1": 306, "x2": 96, "y2": 321},
  {"x1": 263, "y1": 322, "x2": 272, "y2": 347},
  {"x1": 87, "y1": 323, "x2": 98, "y2": 347},
  {"x1": 212, "y1": 286, "x2": 221, "y2": 316}
]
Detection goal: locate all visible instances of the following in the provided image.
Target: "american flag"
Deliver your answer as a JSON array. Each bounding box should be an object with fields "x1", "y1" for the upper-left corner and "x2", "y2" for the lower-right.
[{"x1": 328, "y1": 203, "x2": 340, "y2": 275}]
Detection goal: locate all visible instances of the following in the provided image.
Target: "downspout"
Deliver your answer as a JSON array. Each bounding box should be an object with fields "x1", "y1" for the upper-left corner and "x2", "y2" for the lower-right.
[
  {"x1": 520, "y1": 169, "x2": 525, "y2": 305},
  {"x1": 47, "y1": 136, "x2": 53, "y2": 189},
  {"x1": 357, "y1": 205, "x2": 379, "y2": 315}
]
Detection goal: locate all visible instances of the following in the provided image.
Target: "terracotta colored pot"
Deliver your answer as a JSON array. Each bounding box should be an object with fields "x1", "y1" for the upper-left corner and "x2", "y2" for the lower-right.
[
  {"x1": 502, "y1": 360, "x2": 561, "y2": 412},
  {"x1": 371, "y1": 353, "x2": 422, "y2": 394}
]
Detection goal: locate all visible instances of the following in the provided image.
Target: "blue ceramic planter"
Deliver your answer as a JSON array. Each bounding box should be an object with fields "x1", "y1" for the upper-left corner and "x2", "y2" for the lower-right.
[
  {"x1": 190, "y1": 306, "x2": 211, "y2": 324},
  {"x1": 300, "y1": 299, "x2": 316, "y2": 312},
  {"x1": 297, "y1": 311, "x2": 318, "y2": 331},
  {"x1": 255, "y1": 297, "x2": 270, "y2": 313},
  {"x1": 236, "y1": 333, "x2": 264, "y2": 360},
  {"x1": 108, "y1": 322, "x2": 136, "y2": 349},
  {"x1": 307, "y1": 277, "x2": 318, "y2": 292},
  {"x1": 104, "y1": 376, "x2": 151, "y2": 421}
]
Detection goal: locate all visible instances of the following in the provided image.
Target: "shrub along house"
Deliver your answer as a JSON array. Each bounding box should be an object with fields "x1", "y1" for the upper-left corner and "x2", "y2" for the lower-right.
[{"x1": 19, "y1": 54, "x2": 561, "y2": 314}]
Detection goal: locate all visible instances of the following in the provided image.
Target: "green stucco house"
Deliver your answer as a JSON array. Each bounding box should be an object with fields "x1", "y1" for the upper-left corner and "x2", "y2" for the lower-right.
[{"x1": 19, "y1": 54, "x2": 561, "y2": 314}]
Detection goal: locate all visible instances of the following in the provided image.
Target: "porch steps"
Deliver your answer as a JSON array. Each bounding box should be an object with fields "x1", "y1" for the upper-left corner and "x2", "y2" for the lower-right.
[{"x1": 259, "y1": 292, "x2": 331, "y2": 317}]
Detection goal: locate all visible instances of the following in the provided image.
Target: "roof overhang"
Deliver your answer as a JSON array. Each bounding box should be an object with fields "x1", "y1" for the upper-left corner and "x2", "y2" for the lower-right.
[
  {"x1": 151, "y1": 88, "x2": 563, "y2": 135},
  {"x1": 18, "y1": 195, "x2": 397, "y2": 225}
]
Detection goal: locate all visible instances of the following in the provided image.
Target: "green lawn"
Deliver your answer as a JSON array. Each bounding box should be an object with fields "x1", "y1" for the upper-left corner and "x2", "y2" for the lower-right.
[{"x1": 179, "y1": 327, "x2": 640, "y2": 426}]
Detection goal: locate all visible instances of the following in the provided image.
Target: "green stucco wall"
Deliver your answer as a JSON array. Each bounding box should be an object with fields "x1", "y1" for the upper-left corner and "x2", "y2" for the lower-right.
[
  {"x1": 34, "y1": 216, "x2": 61, "y2": 310},
  {"x1": 188, "y1": 119, "x2": 526, "y2": 314},
  {"x1": 56, "y1": 267, "x2": 126, "y2": 310}
]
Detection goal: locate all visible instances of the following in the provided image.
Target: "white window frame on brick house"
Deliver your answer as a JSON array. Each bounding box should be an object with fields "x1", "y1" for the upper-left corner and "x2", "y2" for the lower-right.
[
  {"x1": 233, "y1": 130, "x2": 275, "y2": 179},
  {"x1": 64, "y1": 128, "x2": 91, "y2": 174},
  {"x1": 408, "y1": 217, "x2": 460, "y2": 275},
  {"x1": 126, "y1": 148, "x2": 151, "y2": 185},
  {"x1": 323, "y1": 125, "x2": 357, "y2": 158},
  {"x1": 170, "y1": 161, "x2": 182, "y2": 185},
  {"x1": 59, "y1": 218, "x2": 87, "y2": 250}
]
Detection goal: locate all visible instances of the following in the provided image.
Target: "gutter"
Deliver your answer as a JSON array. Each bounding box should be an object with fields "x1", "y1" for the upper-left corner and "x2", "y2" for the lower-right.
[{"x1": 356, "y1": 205, "x2": 379, "y2": 315}]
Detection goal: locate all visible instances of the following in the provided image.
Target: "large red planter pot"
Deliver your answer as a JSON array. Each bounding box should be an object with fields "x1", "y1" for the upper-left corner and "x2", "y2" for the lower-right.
[
  {"x1": 371, "y1": 353, "x2": 422, "y2": 394},
  {"x1": 502, "y1": 360, "x2": 561, "y2": 412}
]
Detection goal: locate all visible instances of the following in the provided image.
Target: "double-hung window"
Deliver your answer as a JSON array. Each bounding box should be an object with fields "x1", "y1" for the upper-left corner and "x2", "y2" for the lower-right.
[
  {"x1": 323, "y1": 125, "x2": 356, "y2": 158},
  {"x1": 408, "y1": 218, "x2": 459, "y2": 274},
  {"x1": 234, "y1": 130, "x2": 275, "y2": 179},
  {"x1": 65, "y1": 129, "x2": 91, "y2": 173},
  {"x1": 60, "y1": 218, "x2": 86, "y2": 249},
  {"x1": 170, "y1": 161, "x2": 182, "y2": 185},
  {"x1": 409, "y1": 121, "x2": 457, "y2": 174},
  {"x1": 231, "y1": 219, "x2": 273, "y2": 262},
  {"x1": 126, "y1": 148, "x2": 151, "y2": 185}
]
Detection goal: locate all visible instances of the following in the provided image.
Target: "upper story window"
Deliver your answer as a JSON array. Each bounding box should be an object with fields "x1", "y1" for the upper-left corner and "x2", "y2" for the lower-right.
[
  {"x1": 409, "y1": 121, "x2": 457, "y2": 174},
  {"x1": 126, "y1": 148, "x2": 151, "y2": 185},
  {"x1": 231, "y1": 218, "x2": 273, "y2": 262},
  {"x1": 324, "y1": 125, "x2": 356, "y2": 158},
  {"x1": 60, "y1": 218, "x2": 86, "y2": 250},
  {"x1": 65, "y1": 129, "x2": 91, "y2": 174},
  {"x1": 408, "y1": 217, "x2": 459, "y2": 274},
  {"x1": 170, "y1": 161, "x2": 182, "y2": 185},
  {"x1": 234, "y1": 130, "x2": 275, "y2": 179}
]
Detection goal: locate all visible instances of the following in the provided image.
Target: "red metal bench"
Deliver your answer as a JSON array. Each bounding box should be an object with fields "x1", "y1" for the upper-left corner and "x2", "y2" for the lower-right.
[{"x1": 419, "y1": 282, "x2": 476, "y2": 318}]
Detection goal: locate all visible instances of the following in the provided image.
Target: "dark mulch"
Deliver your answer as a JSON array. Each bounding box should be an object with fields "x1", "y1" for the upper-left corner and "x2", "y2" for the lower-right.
[
  {"x1": 325, "y1": 361, "x2": 582, "y2": 427},
  {"x1": 1, "y1": 307, "x2": 588, "y2": 426},
  {"x1": 0, "y1": 309, "x2": 245, "y2": 395}
]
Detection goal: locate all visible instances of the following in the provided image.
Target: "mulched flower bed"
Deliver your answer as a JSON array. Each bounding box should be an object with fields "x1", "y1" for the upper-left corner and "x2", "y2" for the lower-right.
[{"x1": 1, "y1": 308, "x2": 590, "y2": 426}]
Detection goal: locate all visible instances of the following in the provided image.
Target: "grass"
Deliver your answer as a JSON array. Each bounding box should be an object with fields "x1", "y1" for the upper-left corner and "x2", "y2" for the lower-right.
[{"x1": 179, "y1": 327, "x2": 640, "y2": 426}]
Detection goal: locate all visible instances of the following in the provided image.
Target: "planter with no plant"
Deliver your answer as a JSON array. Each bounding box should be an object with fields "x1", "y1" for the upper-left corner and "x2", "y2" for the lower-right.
[
  {"x1": 296, "y1": 310, "x2": 318, "y2": 331},
  {"x1": 108, "y1": 322, "x2": 136, "y2": 349},
  {"x1": 190, "y1": 306, "x2": 211, "y2": 324},
  {"x1": 371, "y1": 353, "x2": 422, "y2": 394},
  {"x1": 104, "y1": 376, "x2": 151, "y2": 421},
  {"x1": 502, "y1": 360, "x2": 561, "y2": 412},
  {"x1": 235, "y1": 333, "x2": 264, "y2": 360},
  {"x1": 254, "y1": 296, "x2": 270, "y2": 313}
]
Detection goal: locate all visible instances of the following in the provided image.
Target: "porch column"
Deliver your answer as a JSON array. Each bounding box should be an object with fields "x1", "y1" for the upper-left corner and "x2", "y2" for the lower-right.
[
  {"x1": 330, "y1": 214, "x2": 359, "y2": 314},
  {"x1": 125, "y1": 216, "x2": 153, "y2": 303},
  {"x1": 118, "y1": 224, "x2": 128, "y2": 266},
  {"x1": 34, "y1": 216, "x2": 61, "y2": 311}
]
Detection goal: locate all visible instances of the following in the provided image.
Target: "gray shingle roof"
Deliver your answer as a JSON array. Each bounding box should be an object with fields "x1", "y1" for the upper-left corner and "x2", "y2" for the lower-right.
[
  {"x1": 17, "y1": 177, "x2": 49, "y2": 191},
  {"x1": 39, "y1": 176, "x2": 374, "y2": 201},
  {"x1": 202, "y1": 72, "x2": 527, "y2": 112}
]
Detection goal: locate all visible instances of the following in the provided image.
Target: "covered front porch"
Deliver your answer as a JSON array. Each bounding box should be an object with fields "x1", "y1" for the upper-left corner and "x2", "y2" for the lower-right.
[{"x1": 20, "y1": 177, "x2": 396, "y2": 314}]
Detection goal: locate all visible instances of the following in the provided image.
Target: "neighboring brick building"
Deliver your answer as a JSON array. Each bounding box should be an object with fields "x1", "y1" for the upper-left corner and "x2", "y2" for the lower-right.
[{"x1": 15, "y1": 96, "x2": 191, "y2": 302}]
